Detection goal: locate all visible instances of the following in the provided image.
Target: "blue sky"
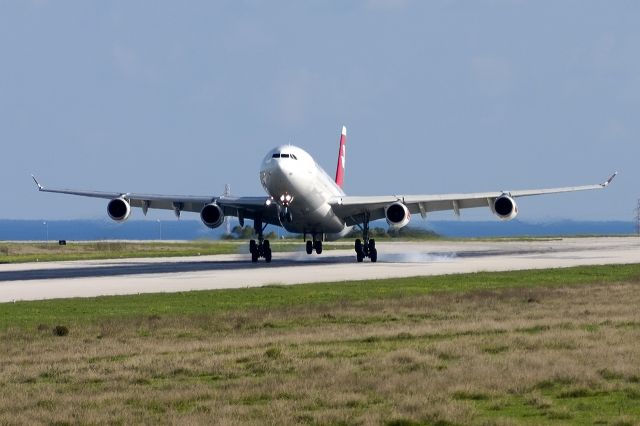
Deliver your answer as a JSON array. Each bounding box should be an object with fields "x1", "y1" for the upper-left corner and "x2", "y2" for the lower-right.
[{"x1": 1, "y1": 1, "x2": 637, "y2": 221}]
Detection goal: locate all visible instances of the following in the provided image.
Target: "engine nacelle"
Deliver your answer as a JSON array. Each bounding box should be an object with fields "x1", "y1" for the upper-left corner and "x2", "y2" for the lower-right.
[
  {"x1": 493, "y1": 195, "x2": 518, "y2": 221},
  {"x1": 385, "y1": 202, "x2": 411, "y2": 229},
  {"x1": 200, "y1": 203, "x2": 225, "y2": 229},
  {"x1": 107, "y1": 198, "x2": 131, "y2": 222}
]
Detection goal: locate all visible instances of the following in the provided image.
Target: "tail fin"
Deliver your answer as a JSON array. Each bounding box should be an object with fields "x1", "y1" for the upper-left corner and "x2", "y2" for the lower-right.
[{"x1": 335, "y1": 125, "x2": 346, "y2": 189}]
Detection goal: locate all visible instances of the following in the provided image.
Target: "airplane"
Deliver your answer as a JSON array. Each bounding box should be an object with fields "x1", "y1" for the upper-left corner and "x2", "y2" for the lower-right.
[{"x1": 32, "y1": 126, "x2": 617, "y2": 263}]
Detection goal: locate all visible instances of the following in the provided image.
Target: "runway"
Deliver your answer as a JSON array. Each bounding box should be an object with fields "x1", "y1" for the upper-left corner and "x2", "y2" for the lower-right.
[{"x1": 1, "y1": 237, "x2": 638, "y2": 302}]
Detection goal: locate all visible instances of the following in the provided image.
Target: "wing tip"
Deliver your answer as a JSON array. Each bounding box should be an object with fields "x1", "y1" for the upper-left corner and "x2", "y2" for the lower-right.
[
  {"x1": 602, "y1": 171, "x2": 618, "y2": 187},
  {"x1": 31, "y1": 175, "x2": 43, "y2": 191},
  {"x1": 341, "y1": 125, "x2": 347, "y2": 136}
]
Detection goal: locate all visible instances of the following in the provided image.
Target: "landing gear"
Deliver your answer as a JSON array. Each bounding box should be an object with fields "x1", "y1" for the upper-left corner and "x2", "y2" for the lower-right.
[
  {"x1": 304, "y1": 234, "x2": 323, "y2": 255},
  {"x1": 354, "y1": 213, "x2": 377, "y2": 263},
  {"x1": 250, "y1": 239, "x2": 271, "y2": 263},
  {"x1": 249, "y1": 218, "x2": 272, "y2": 263},
  {"x1": 280, "y1": 207, "x2": 293, "y2": 223}
]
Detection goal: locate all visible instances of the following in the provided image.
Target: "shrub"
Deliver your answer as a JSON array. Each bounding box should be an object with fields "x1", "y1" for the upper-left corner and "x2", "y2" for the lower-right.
[{"x1": 53, "y1": 325, "x2": 69, "y2": 337}]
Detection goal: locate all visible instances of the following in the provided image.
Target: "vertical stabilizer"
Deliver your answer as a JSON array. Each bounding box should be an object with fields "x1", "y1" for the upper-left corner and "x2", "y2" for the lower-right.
[{"x1": 335, "y1": 125, "x2": 347, "y2": 189}]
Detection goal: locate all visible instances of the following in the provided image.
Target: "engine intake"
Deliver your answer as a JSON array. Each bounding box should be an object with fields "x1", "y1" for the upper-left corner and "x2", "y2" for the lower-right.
[
  {"x1": 200, "y1": 203, "x2": 225, "y2": 229},
  {"x1": 493, "y1": 195, "x2": 518, "y2": 221},
  {"x1": 107, "y1": 198, "x2": 131, "y2": 222},
  {"x1": 385, "y1": 202, "x2": 411, "y2": 229}
]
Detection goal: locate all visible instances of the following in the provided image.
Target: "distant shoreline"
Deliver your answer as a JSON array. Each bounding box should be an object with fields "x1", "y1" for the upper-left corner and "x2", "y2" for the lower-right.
[{"x1": 0, "y1": 219, "x2": 635, "y2": 241}]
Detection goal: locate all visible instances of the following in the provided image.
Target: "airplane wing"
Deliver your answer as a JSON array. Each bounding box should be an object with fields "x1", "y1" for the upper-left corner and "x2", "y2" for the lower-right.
[
  {"x1": 329, "y1": 172, "x2": 617, "y2": 226},
  {"x1": 31, "y1": 176, "x2": 280, "y2": 225}
]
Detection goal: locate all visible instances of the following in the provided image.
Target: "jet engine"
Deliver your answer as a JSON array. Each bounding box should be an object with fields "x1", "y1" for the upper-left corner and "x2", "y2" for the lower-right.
[
  {"x1": 107, "y1": 198, "x2": 131, "y2": 222},
  {"x1": 493, "y1": 195, "x2": 518, "y2": 221},
  {"x1": 200, "y1": 203, "x2": 225, "y2": 229},
  {"x1": 385, "y1": 202, "x2": 411, "y2": 229}
]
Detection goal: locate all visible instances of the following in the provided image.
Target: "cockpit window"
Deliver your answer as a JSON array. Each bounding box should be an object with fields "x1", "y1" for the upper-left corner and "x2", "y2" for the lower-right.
[{"x1": 272, "y1": 152, "x2": 298, "y2": 160}]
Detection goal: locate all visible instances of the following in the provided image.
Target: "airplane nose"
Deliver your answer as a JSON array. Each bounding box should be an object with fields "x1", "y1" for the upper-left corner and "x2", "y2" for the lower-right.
[
  {"x1": 273, "y1": 159, "x2": 291, "y2": 176},
  {"x1": 261, "y1": 158, "x2": 289, "y2": 187}
]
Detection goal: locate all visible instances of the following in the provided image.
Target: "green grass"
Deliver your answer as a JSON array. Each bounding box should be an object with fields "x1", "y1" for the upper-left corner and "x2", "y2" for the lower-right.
[
  {"x1": 474, "y1": 387, "x2": 640, "y2": 424},
  {"x1": 0, "y1": 241, "x2": 240, "y2": 263},
  {"x1": 2, "y1": 263, "x2": 639, "y2": 329},
  {"x1": 2, "y1": 264, "x2": 640, "y2": 424},
  {"x1": 0, "y1": 240, "x2": 312, "y2": 263},
  {"x1": 0, "y1": 240, "x2": 352, "y2": 264}
]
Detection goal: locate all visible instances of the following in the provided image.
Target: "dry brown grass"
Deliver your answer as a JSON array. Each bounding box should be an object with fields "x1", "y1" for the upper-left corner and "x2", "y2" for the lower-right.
[{"x1": 1, "y1": 283, "x2": 640, "y2": 425}]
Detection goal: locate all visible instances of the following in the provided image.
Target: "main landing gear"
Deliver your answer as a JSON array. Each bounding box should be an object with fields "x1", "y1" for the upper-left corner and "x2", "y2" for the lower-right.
[
  {"x1": 355, "y1": 213, "x2": 377, "y2": 263},
  {"x1": 304, "y1": 234, "x2": 323, "y2": 255},
  {"x1": 249, "y1": 218, "x2": 272, "y2": 263}
]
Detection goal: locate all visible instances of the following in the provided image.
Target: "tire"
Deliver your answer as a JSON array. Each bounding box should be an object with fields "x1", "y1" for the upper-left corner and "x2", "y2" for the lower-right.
[
  {"x1": 263, "y1": 240, "x2": 270, "y2": 250},
  {"x1": 369, "y1": 239, "x2": 376, "y2": 250},
  {"x1": 314, "y1": 241, "x2": 323, "y2": 254},
  {"x1": 249, "y1": 239, "x2": 257, "y2": 254},
  {"x1": 264, "y1": 248, "x2": 272, "y2": 263},
  {"x1": 251, "y1": 252, "x2": 259, "y2": 263},
  {"x1": 306, "y1": 241, "x2": 313, "y2": 254},
  {"x1": 370, "y1": 248, "x2": 378, "y2": 263},
  {"x1": 355, "y1": 239, "x2": 362, "y2": 252}
]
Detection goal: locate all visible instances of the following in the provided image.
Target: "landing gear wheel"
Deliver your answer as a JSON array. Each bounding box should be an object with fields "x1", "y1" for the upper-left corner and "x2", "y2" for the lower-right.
[
  {"x1": 250, "y1": 239, "x2": 259, "y2": 262},
  {"x1": 314, "y1": 240, "x2": 323, "y2": 254},
  {"x1": 263, "y1": 240, "x2": 272, "y2": 263},
  {"x1": 370, "y1": 248, "x2": 378, "y2": 263},
  {"x1": 306, "y1": 240, "x2": 313, "y2": 255},
  {"x1": 369, "y1": 239, "x2": 376, "y2": 250},
  {"x1": 355, "y1": 238, "x2": 364, "y2": 262}
]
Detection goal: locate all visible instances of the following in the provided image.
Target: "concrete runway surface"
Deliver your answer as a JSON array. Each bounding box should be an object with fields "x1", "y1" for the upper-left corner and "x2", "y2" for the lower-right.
[{"x1": 1, "y1": 237, "x2": 638, "y2": 302}]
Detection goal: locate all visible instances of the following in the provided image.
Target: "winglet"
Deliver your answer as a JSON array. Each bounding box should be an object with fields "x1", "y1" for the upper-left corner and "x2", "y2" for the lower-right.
[
  {"x1": 31, "y1": 175, "x2": 44, "y2": 191},
  {"x1": 601, "y1": 171, "x2": 618, "y2": 187}
]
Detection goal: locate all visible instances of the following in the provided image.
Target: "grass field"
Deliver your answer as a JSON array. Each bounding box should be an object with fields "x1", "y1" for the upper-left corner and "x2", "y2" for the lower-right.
[
  {"x1": 0, "y1": 240, "x2": 311, "y2": 263},
  {"x1": 1, "y1": 264, "x2": 640, "y2": 424}
]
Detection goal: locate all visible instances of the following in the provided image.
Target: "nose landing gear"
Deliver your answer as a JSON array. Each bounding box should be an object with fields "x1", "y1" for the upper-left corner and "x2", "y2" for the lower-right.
[
  {"x1": 279, "y1": 193, "x2": 294, "y2": 223},
  {"x1": 280, "y1": 207, "x2": 293, "y2": 223}
]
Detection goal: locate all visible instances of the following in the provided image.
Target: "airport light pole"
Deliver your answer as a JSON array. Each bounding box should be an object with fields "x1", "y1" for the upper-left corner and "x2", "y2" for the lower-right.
[
  {"x1": 43, "y1": 221, "x2": 48, "y2": 243},
  {"x1": 635, "y1": 199, "x2": 640, "y2": 236},
  {"x1": 157, "y1": 219, "x2": 162, "y2": 241}
]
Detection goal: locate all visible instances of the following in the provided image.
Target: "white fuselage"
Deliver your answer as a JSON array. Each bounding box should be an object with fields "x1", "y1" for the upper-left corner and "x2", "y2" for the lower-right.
[{"x1": 259, "y1": 145, "x2": 351, "y2": 240}]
